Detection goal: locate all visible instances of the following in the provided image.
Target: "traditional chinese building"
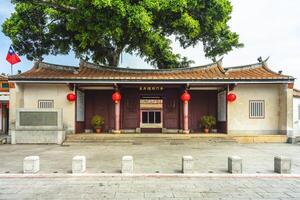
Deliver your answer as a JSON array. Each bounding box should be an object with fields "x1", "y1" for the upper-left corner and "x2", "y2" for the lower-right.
[
  {"x1": 8, "y1": 59, "x2": 296, "y2": 143},
  {"x1": 293, "y1": 89, "x2": 300, "y2": 142},
  {"x1": 0, "y1": 75, "x2": 9, "y2": 134}
]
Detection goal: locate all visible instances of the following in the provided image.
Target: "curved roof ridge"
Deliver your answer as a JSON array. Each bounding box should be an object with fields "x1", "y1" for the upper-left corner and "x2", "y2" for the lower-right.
[
  {"x1": 224, "y1": 59, "x2": 293, "y2": 79},
  {"x1": 225, "y1": 62, "x2": 263, "y2": 71},
  {"x1": 261, "y1": 64, "x2": 292, "y2": 78},
  {"x1": 0, "y1": 74, "x2": 8, "y2": 78},
  {"x1": 35, "y1": 61, "x2": 78, "y2": 71},
  {"x1": 80, "y1": 60, "x2": 220, "y2": 73},
  {"x1": 293, "y1": 88, "x2": 300, "y2": 98}
]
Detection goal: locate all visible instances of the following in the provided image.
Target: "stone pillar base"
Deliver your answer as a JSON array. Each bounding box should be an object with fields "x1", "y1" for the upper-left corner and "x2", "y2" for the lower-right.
[
  {"x1": 182, "y1": 130, "x2": 190, "y2": 134},
  {"x1": 287, "y1": 137, "x2": 300, "y2": 144},
  {"x1": 135, "y1": 128, "x2": 141, "y2": 133},
  {"x1": 112, "y1": 130, "x2": 121, "y2": 134}
]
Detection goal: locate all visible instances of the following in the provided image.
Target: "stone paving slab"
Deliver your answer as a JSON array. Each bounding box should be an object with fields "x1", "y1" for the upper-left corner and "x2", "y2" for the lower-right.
[
  {"x1": 0, "y1": 141, "x2": 300, "y2": 174},
  {"x1": 1, "y1": 176, "x2": 300, "y2": 199}
]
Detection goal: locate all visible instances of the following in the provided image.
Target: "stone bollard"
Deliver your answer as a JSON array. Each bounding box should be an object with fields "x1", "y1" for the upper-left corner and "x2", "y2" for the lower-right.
[
  {"x1": 274, "y1": 156, "x2": 291, "y2": 174},
  {"x1": 228, "y1": 156, "x2": 242, "y2": 174},
  {"x1": 122, "y1": 156, "x2": 133, "y2": 174},
  {"x1": 23, "y1": 156, "x2": 40, "y2": 174},
  {"x1": 72, "y1": 156, "x2": 86, "y2": 174},
  {"x1": 182, "y1": 156, "x2": 193, "y2": 174}
]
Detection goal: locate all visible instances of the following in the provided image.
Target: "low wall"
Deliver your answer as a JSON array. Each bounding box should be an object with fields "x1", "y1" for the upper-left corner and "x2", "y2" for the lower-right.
[{"x1": 11, "y1": 108, "x2": 65, "y2": 144}]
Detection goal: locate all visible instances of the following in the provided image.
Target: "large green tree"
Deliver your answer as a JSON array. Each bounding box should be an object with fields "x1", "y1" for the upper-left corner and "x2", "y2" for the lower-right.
[{"x1": 2, "y1": 0, "x2": 243, "y2": 69}]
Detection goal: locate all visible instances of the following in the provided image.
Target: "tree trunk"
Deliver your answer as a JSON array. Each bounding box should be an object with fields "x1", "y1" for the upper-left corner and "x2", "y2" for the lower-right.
[
  {"x1": 107, "y1": 46, "x2": 124, "y2": 67},
  {"x1": 107, "y1": 53, "x2": 120, "y2": 67}
]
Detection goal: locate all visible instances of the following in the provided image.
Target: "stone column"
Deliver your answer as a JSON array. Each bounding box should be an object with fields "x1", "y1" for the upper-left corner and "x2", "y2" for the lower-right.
[
  {"x1": 279, "y1": 84, "x2": 294, "y2": 143},
  {"x1": 183, "y1": 101, "x2": 189, "y2": 134},
  {"x1": 113, "y1": 101, "x2": 121, "y2": 134}
]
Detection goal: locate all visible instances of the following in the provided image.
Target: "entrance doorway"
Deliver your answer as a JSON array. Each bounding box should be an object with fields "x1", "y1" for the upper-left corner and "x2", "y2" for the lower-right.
[
  {"x1": 0, "y1": 103, "x2": 9, "y2": 134},
  {"x1": 140, "y1": 97, "x2": 163, "y2": 133}
]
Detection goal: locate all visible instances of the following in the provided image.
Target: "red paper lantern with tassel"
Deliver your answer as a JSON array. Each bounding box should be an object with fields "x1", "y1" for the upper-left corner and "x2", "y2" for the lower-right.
[
  {"x1": 67, "y1": 93, "x2": 76, "y2": 102},
  {"x1": 181, "y1": 91, "x2": 191, "y2": 103},
  {"x1": 227, "y1": 93, "x2": 237, "y2": 102},
  {"x1": 112, "y1": 91, "x2": 121, "y2": 103}
]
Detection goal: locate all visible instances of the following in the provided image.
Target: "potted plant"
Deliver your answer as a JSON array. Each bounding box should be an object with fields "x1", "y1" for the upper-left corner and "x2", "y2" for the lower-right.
[
  {"x1": 199, "y1": 115, "x2": 216, "y2": 133},
  {"x1": 91, "y1": 115, "x2": 104, "y2": 133}
]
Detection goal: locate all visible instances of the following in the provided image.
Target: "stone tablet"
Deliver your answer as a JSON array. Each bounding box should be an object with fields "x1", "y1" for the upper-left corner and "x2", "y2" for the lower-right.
[{"x1": 20, "y1": 111, "x2": 58, "y2": 126}]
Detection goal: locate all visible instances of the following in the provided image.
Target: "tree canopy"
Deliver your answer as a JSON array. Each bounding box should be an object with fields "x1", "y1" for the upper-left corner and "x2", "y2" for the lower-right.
[{"x1": 2, "y1": 0, "x2": 243, "y2": 69}]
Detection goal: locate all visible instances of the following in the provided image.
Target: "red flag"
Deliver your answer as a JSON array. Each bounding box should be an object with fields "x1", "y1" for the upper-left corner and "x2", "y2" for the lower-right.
[{"x1": 6, "y1": 46, "x2": 21, "y2": 65}]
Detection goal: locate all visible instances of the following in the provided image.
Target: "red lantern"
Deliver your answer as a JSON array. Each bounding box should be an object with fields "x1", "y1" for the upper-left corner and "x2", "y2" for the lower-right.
[
  {"x1": 181, "y1": 91, "x2": 191, "y2": 103},
  {"x1": 112, "y1": 91, "x2": 121, "y2": 103},
  {"x1": 67, "y1": 93, "x2": 76, "y2": 102},
  {"x1": 227, "y1": 93, "x2": 236, "y2": 102}
]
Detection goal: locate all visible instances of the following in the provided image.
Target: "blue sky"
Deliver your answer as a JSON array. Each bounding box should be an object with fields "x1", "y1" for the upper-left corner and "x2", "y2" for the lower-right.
[{"x1": 0, "y1": 0, "x2": 300, "y2": 86}]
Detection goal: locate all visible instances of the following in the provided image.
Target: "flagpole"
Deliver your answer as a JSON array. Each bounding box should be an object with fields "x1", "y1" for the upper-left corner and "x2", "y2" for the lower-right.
[{"x1": 11, "y1": 64, "x2": 13, "y2": 75}]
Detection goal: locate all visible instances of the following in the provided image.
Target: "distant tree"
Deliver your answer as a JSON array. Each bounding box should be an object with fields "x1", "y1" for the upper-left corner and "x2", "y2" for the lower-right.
[{"x1": 2, "y1": 0, "x2": 243, "y2": 69}]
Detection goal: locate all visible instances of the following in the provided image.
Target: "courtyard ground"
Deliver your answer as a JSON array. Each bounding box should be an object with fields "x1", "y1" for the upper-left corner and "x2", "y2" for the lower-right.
[
  {"x1": 1, "y1": 140, "x2": 300, "y2": 199},
  {"x1": 1, "y1": 176, "x2": 300, "y2": 199},
  {"x1": 0, "y1": 140, "x2": 300, "y2": 174}
]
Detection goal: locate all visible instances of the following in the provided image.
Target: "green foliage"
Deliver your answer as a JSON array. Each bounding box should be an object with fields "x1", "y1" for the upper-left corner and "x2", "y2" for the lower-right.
[
  {"x1": 200, "y1": 115, "x2": 216, "y2": 129},
  {"x1": 91, "y1": 115, "x2": 104, "y2": 128},
  {"x1": 3, "y1": 0, "x2": 243, "y2": 68}
]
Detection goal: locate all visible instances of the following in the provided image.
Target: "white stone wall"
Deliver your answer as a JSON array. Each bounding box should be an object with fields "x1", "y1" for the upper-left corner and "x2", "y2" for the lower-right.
[
  {"x1": 9, "y1": 83, "x2": 75, "y2": 134},
  {"x1": 227, "y1": 84, "x2": 293, "y2": 135},
  {"x1": 293, "y1": 97, "x2": 300, "y2": 137},
  {"x1": 9, "y1": 83, "x2": 24, "y2": 135}
]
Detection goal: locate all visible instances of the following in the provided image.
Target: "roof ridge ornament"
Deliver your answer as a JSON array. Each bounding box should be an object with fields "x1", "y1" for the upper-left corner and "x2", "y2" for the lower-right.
[
  {"x1": 216, "y1": 57, "x2": 224, "y2": 66},
  {"x1": 216, "y1": 57, "x2": 226, "y2": 74},
  {"x1": 33, "y1": 61, "x2": 40, "y2": 69},
  {"x1": 262, "y1": 56, "x2": 270, "y2": 67}
]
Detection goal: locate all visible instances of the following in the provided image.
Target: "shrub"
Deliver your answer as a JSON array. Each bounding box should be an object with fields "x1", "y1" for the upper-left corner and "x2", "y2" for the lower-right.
[
  {"x1": 91, "y1": 115, "x2": 104, "y2": 128},
  {"x1": 199, "y1": 115, "x2": 216, "y2": 129}
]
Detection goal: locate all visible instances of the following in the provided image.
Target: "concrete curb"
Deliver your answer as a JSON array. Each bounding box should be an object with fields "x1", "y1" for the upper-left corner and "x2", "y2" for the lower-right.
[{"x1": 1, "y1": 173, "x2": 300, "y2": 179}]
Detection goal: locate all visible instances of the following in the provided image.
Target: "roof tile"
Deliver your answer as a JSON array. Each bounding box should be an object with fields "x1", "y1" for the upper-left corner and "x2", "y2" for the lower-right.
[{"x1": 9, "y1": 61, "x2": 293, "y2": 82}]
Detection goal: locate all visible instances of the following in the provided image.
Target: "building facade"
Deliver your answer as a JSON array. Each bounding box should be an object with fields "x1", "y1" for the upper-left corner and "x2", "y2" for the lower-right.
[
  {"x1": 293, "y1": 89, "x2": 300, "y2": 141},
  {"x1": 8, "y1": 59, "x2": 295, "y2": 143},
  {"x1": 0, "y1": 75, "x2": 9, "y2": 134}
]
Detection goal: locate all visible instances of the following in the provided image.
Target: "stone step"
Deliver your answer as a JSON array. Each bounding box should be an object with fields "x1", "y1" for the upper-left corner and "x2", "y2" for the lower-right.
[{"x1": 65, "y1": 134, "x2": 237, "y2": 144}]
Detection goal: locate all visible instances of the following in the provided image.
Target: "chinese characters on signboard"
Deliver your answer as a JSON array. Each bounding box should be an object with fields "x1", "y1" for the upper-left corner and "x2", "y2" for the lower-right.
[{"x1": 139, "y1": 86, "x2": 163, "y2": 91}]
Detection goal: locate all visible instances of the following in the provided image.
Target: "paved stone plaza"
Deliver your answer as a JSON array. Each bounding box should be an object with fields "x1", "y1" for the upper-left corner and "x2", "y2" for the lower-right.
[
  {"x1": 1, "y1": 140, "x2": 300, "y2": 199},
  {"x1": 0, "y1": 140, "x2": 300, "y2": 174},
  {"x1": 1, "y1": 176, "x2": 300, "y2": 199}
]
